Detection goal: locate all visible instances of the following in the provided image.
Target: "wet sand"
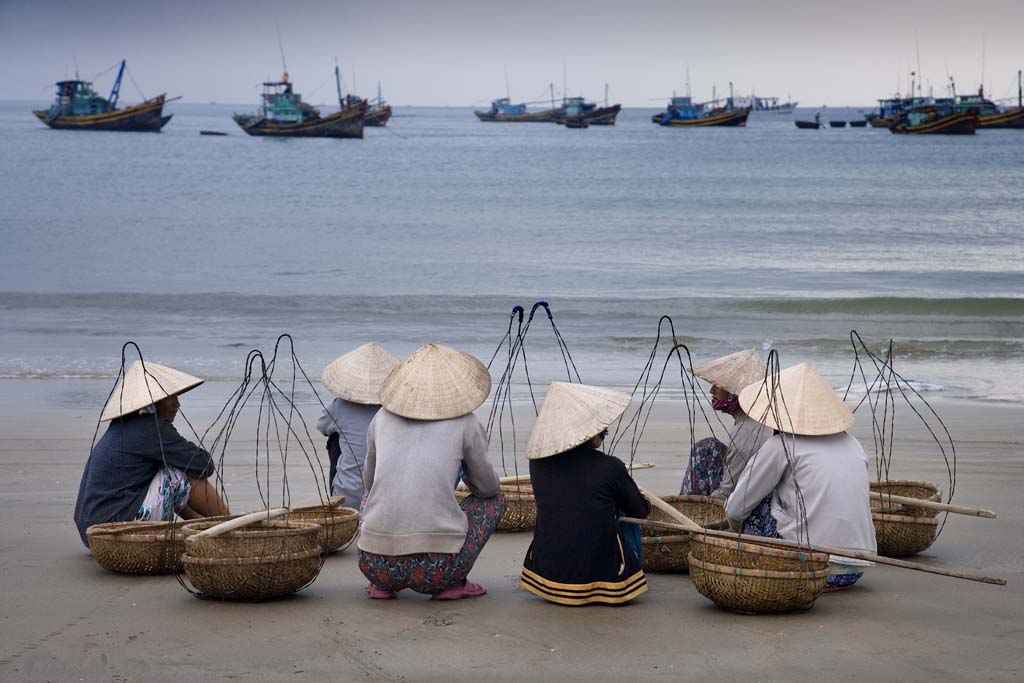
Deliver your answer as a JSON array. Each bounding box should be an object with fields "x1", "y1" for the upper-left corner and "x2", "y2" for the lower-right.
[{"x1": 1, "y1": 396, "x2": 1021, "y2": 681}]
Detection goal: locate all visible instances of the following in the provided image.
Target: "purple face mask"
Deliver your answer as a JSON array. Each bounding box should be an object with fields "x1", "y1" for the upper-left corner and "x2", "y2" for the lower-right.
[{"x1": 712, "y1": 395, "x2": 740, "y2": 413}]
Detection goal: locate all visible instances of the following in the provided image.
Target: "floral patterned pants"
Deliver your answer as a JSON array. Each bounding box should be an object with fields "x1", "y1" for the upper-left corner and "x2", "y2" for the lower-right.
[{"x1": 358, "y1": 492, "x2": 505, "y2": 594}]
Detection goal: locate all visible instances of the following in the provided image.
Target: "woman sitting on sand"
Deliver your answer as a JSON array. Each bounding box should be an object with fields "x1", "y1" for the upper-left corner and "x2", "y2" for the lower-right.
[
  {"x1": 73, "y1": 361, "x2": 229, "y2": 547},
  {"x1": 520, "y1": 382, "x2": 651, "y2": 606},
  {"x1": 681, "y1": 349, "x2": 769, "y2": 504},
  {"x1": 724, "y1": 362, "x2": 876, "y2": 591},
  {"x1": 357, "y1": 344, "x2": 505, "y2": 600},
  {"x1": 316, "y1": 343, "x2": 400, "y2": 506}
]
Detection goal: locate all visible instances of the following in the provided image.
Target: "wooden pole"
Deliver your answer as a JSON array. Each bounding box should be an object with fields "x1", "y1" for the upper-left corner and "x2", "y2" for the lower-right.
[
  {"x1": 870, "y1": 492, "x2": 996, "y2": 518},
  {"x1": 192, "y1": 508, "x2": 289, "y2": 539},
  {"x1": 619, "y1": 517, "x2": 1007, "y2": 586},
  {"x1": 637, "y1": 487, "x2": 702, "y2": 531},
  {"x1": 498, "y1": 462, "x2": 655, "y2": 485}
]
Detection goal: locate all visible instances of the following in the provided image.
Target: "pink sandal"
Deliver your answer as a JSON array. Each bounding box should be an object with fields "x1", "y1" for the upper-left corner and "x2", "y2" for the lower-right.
[
  {"x1": 431, "y1": 580, "x2": 487, "y2": 600},
  {"x1": 368, "y1": 584, "x2": 397, "y2": 600}
]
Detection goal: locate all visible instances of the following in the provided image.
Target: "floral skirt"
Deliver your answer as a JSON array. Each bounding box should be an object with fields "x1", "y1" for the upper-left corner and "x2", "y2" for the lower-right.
[
  {"x1": 358, "y1": 492, "x2": 505, "y2": 594},
  {"x1": 136, "y1": 467, "x2": 191, "y2": 522}
]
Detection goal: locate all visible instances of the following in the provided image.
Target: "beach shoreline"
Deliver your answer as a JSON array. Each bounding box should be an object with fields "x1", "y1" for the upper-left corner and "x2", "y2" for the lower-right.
[{"x1": 1, "y1": 394, "x2": 1021, "y2": 681}]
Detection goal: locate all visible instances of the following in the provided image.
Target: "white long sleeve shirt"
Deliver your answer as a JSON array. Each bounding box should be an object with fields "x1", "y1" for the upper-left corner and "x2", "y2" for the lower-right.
[
  {"x1": 725, "y1": 432, "x2": 877, "y2": 554},
  {"x1": 713, "y1": 411, "x2": 770, "y2": 500}
]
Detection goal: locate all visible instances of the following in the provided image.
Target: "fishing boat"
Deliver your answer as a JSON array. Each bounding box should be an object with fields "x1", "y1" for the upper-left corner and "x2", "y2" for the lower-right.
[
  {"x1": 888, "y1": 102, "x2": 978, "y2": 135},
  {"x1": 849, "y1": 119, "x2": 868, "y2": 128},
  {"x1": 829, "y1": 120, "x2": 847, "y2": 128},
  {"x1": 474, "y1": 97, "x2": 559, "y2": 122},
  {"x1": 32, "y1": 60, "x2": 176, "y2": 132},
  {"x1": 735, "y1": 94, "x2": 798, "y2": 113},
  {"x1": 795, "y1": 119, "x2": 822, "y2": 129},
  {"x1": 364, "y1": 82, "x2": 392, "y2": 127},
  {"x1": 948, "y1": 72, "x2": 1024, "y2": 129},
  {"x1": 233, "y1": 67, "x2": 365, "y2": 138},
  {"x1": 563, "y1": 85, "x2": 621, "y2": 125},
  {"x1": 653, "y1": 84, "x2": 751, "y2": 127},
  {"x1": 864, "y1": 96, "x2": 929, "y2": 128}
]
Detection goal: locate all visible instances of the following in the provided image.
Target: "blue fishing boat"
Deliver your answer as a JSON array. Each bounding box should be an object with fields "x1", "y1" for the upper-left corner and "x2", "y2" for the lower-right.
[
  {"x1": 652, "y1": 91, "x2": 750, "y2": 127},
  {"x1": 889, "y1": 100, "x2": 978, "y2": 135},
  {"x1": 474, "y1": 97, "x2": 560, "y2": 122},
  {"x1": 32, "y1": 60, "x2": 176, "y2": 132},
  {"x1": 561, "y1": 97, "x2": 589, "y2": 128},
  {"x1": 938, "y1": 76, "x2": 1024, "y2": 129},
  {"x1": 233, "y1": 67, "x2": 365, "y2": 138}
]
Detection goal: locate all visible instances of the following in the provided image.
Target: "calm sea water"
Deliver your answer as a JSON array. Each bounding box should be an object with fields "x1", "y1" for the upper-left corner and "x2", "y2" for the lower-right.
[{"x1": 0, "y1": 100, "x2": 1021, "y2": 410}]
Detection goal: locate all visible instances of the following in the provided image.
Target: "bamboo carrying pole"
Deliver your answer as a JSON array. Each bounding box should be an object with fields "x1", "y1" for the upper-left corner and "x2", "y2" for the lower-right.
[
  {"x1": 499, "y1": 462, "x2": 656, "y2": 485},
  {"x1": 870, "y1": 491, "x2": 996, "y2": 518},
  {"x1": 192, "y1": 507, "x2": 289, "y2": 539},
  {"x1": 638, "y1": 486, "x2": 702, "y2": 531},
  {"x1": 619, "y1": 516, "x2": 1007, "y2": 586}
]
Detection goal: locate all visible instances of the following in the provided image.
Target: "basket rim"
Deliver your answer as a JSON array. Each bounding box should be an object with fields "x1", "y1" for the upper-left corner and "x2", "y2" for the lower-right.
[
  {"x1": 657, "y1": 494, "x2": 724, "y2": 505},
  {"x1": 456, "y1": 488, "x2": 534, "y2": 502},
  {"x1": 641, "y1": 535, "x2": 690, "y2": 545},
  {"x1": 87, "y1": 522, "x2": 185, "y2": 543},
  {"x1": 288, "y1": 507, "x2": 359, "y2": 520},
  {"x1": 688, "y1": 554, "x2": 831, "y2": 579},
  {"x1": 182, "y1": 519, "x2": 322, "y2": 538},
  {"x1": 181, "y1": 547, "x2": 322, "y2": 566},
  {"x1": 872, "y1": 512, "x2": 939, "y2": 526},
  {"x1": 689, "y1": 533, "x2": 830, "y2": 563},
  {"x1": 869, "y1": 479, "x2": 941, "y2": 496}
]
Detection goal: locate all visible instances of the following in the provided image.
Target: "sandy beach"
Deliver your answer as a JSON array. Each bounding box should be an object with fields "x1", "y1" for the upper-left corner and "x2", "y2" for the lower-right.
[{"x1": 1, "y1": 395, "x2": 1021, "y2": 682}]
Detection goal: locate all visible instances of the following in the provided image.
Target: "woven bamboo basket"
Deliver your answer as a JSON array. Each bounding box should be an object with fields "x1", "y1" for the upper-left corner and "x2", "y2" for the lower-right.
[
  {"x1": 182, "y1": 519, "x2": 321, "y2": 559},
  {"x1": 287, "y1": 506, "x2": 359, "y2": 553},
  {"x1": 689, "y1": 533, "x2": 829, "y2": 572},
  {"x1": 86, "y1": 521, "x2": 188, "y2": 575},
  {"x1": 870, "y1": 480, "x2": 941, "y2": 517},
  {"x1": 640, "y1": 496, "x2": 726, "y2": 537},
  {"x1": 872, "y1": 512, "x2": 938, "y2": 557},
  {"x1": 181, "y1": 548, "x2": 323, "y2": 601},
  {"x1": 688, "y1": 554, "x2": 831, "y2": 614},
  {"x1": 641, "y1": 496, "x2": 728, "y2": 573},
  {"x1": 456, "y1": 481, "x2": 536, "y2": 532}
]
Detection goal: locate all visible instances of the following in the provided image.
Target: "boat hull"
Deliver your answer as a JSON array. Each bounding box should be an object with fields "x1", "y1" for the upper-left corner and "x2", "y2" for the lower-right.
[
  {"x1": 656, "y1": 107, "x2": 750, "y2": 127},
  {"x1": 794, "y1": 120, "x2": 821, "y2": 129},
  {"x1": 474, "y1": 109, "x2": 560, "y2": 122},
  {"x1": 581, "y1": 104, "x2": 621, "y2": 125},
  {"x1": 33, "y1": 95, "x2": 170, "y2": 132},
  {"x1": 365, "y1": 105, "x2": 392, "y2": 127},
  {"x1": 889, "y1": 111, "x2": 978, "y2": 135},
  {"x1": 234, "y1": 102, "x2": 366, "y2": 138},
  {"x1": 867, "y1": 116, "x2": 894, "y2": 128},
  {"x1": 979, "y1": 107, "x2": 1024, "y2": 129}
]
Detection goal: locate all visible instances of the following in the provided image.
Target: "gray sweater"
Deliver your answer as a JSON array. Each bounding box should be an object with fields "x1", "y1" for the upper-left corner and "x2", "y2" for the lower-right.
[{"x1": 357, "y1": 409, "x2": 500, "y2": 555}]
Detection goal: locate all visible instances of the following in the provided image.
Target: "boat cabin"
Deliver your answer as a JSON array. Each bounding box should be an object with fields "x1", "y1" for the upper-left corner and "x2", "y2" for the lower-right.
[
  {"x1": 563, "y1": 96, "x2": 586, "y2": 117},
  {"x1": 50, "y1": 80, "x2": 111, "y2": 117},
  {"x1": 260, "y1": 80, "x2": 305, "y2": 123},
  {"x1": 489, "y1": 98, "x2": 528, "y2": 116}
]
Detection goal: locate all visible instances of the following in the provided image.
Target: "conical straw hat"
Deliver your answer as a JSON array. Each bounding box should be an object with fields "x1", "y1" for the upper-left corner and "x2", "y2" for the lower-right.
[
  {"x1": 526, "y1": 382, "x2": 632, "y2": 460},
  {"x1": 379, "y1": 343, "x2": 491, "y2": 420},
  {"x1": 321, "y1": 343, "x2": 401, "y2": 404},
  {"x1": 100, "y1": 360, "x2": 204, "y2": 421},
  {"x1": 738, "y1": 362, "x2": 854, "y2": 436},
  {"x1": 691, "y1": 348, "x2": 764, "y2": 396}
]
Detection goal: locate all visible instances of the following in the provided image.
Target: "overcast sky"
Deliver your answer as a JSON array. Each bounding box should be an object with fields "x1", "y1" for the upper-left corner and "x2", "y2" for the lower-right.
[{"x1": 2, "y1": 0, "x2": 1022, "y2": 107}]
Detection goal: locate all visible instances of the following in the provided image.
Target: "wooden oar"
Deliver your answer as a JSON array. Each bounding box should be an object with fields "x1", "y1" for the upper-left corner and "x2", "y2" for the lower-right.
[
  {"x1": 191, "y1": 508, "x2": 289, "y2": 539},
  {"x1": 870, "y1": 492, "x2": 996, "y2": 519},
  {"x1": 637, "y1": 487, "x2": 702, "y2": 531},
  {"x1": 619, "y1": 517, "x2": 1007, "y2": 586},
  {"x1": 498, "y1": 462, "x2": 656, "y2": 485}
]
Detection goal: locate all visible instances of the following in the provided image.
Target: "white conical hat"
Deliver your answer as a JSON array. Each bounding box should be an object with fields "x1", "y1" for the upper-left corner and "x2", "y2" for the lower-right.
[
  {"x1": 379, "y1": 343, "x2": 491, "y2": 420},
  {"x1": 691, "y1": 349, "x2": 764, "y2": 396},
  {"x1": 100, "y1": 360, "x2": 204, "y2": 421},
  {"x1": 321, "y1": 343, "x2": 401, "y2": 404},
  {"x1": 738, "y1": 362, "x2": 854, "y2": 436},
  {"x1": 526, "y1": 382, "x2": 632, "y2": 460}
]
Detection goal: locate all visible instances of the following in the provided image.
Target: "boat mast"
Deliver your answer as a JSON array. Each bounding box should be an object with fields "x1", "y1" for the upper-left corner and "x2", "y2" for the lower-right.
[
  {"x1": 604, "y1": 83, "x2": 608, "y2": 107},
  {"x1": 377, "y1": 81, "x2": 382, "y2": 106},
  {"x1": 504, "y1": 64, "x2": 510, "y2": 101},
  {"x1": 728, "y1": 81, "x2": 734, "y2": 108},
  {"x1": 335, "y1": 62, "x2": 344, "y2": 109},
  {"x1": 550, "y1": 83, "x2": 555, "y2": 110},
  {"x1": 1019, "y1": 69, "x2": 1022, "y2": 108},
  {"x1": 275, "y1": 18, "x2": 289, "y2": 81},
  {"x1": 108, "y1": 59, "x2": 125, "y2": 109}
]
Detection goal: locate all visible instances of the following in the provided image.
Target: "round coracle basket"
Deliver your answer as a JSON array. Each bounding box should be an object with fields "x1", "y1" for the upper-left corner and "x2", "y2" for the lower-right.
[
  {"x1": 689, "y1": 533, "x2": 830, "y2": 572},
  {"x1": 456, "y1": 481, "x2": 536, "y2": 532},
  {"x1": 182, "y1": 519, "x2": 321, "y2": 559},
  {"x1": 640, "y1": 496, "x2": 726, "y2": 538},
  {"x1": 688, "y1": 554, "x2": 831, "y2": 614},
  {"x1": 641, "y1": 496, "x2": 728, "y2": 574},
  {"x1": 287, "y1": 506, "x2": 359, "y2": 553},
  {"x1": 181, "y1": 548, "x2": 323, "y2": 601},
  {"x1": 870, "y1": 480, "x2": 941, "y2": 518},
  {"x1": 872, "y1": 512, "x2": 938, "y2": 557},
  {"x1": 86, "y1": 521, "x2": 188, "y2": 575}
]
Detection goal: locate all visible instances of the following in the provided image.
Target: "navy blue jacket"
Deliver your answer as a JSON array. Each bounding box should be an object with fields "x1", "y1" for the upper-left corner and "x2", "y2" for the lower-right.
[{"x1": 73, "y1": 413, "x2": 214, "y2": 547}]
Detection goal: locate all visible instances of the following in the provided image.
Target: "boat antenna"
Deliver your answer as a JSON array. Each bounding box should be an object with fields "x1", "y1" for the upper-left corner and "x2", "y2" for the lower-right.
[
  {"x1": 562, "y1": 61, "x2": 567, "y2": 101},
  {"x1": 275, "y1": 18, "x2": 289, "y2": 81},
  {"x1": 352, "y1": 66, "x2": 356, "y2": 95},
  {"x1": 915, "y1": 31, "x2": 922, "y2": 97},
  {"x1": 504, "y1": 64, "x2": 510, "y2": 101},
  {"x1": 949, "y1": 76, "x2": 957, "y2": 98},
  {"x1": 73, "y1": 54, "x2": 80, "y2": 80},
  {"x1": 980, "y1": 38, "x2": 986, "y2": 97},
  {"x1": 686, "y1": 66, "x2": 691, "y2": 98},
  {"x1": 550, "y1": 82, "x2": 555, "y2": 109},
  {"x1": 604, "y1": 82, "x2": 608, "y2": 107}
]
